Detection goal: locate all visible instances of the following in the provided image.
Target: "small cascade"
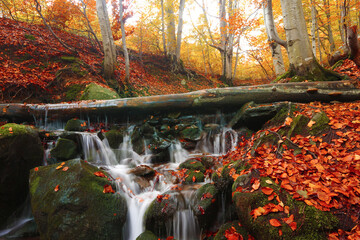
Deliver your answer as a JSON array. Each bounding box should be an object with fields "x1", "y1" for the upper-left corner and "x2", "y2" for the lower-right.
[
  {"x1": 169, "y1": 140, "x2": 189, "y2": 164},
  {"x1": 196, "y1": 127, "x2": 238, "y2": 155},
  {"x1": 80, "y1": 133, "x2": 118, "y2": 165},
  {"x1": 172, "y1": 209, "x2": 200, "y2": 240}
]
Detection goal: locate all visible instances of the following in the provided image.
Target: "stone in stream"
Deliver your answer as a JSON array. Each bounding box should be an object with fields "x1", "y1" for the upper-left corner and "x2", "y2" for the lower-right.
[
  {"x1": 50, "y1": 138, "x2": 79, "y2": 161},
  {"x1": 64, "y1": 118, "x2": 87, "y2": 132},
  {"x1": 136, "y1": 230, "x2": 158, "y2": 240},
  {"x1": 214, "y1": 221, "x2": 250, "y2": 240},
  {"x1": 29, "y1": 159, "x2": 127, "y2": 240},
  {"x1": 105, "y1": 129, "x2": 124, "y2": 149},
  {"x1": 0, "y1": 123, "x2": 43, "y2": 227}
]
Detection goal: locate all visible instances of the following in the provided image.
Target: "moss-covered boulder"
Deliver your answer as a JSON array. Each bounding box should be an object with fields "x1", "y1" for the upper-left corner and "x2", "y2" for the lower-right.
[
  {"x1": 179, "y1": 159, "x2": 205, "y2": 173},
  {"x1": 0, "y1": 123, "x2": 43, "y2": 226},
  {"x1": 191, "y1": 183, "x2": 219, "y2": 229},
  {"x1": 180, "y1": 125, "x2": 201, "y2": 141},
  {"x1": 214, "y1": 221, "x2": 250, "y2": 240},
  {"x1": 105, "y1": 129, "x2": 124, "y2": 149},
  {"x1": 50, "y1": 138, "x2": 79, "y2": 161},
  {"x1": 80, "y1": 83, "x2": 120, "y2": 100},
  {"x1": 144, "y1": 191, "x2": 185, "y2": 237},
  {"x1": 29, "y1": 159, "x2": 127, "y2": 240},
  {"x1": 309, "y1": 111, "x2": 330, "y2": 135},
  {"x1": 131, "y1": 127, "x2": 145, "y2": 155},
  {"x1": 136, "y1": 230, "x2": 158, "y2": 240},
  {"x1": 64, "y1": 118, "x2": 87, "y2": 132},
  {"x1": 232, "y1": 176, "x2": 339, "y2": 240},
  {"x1": 183, "y1": 170, "x2": 205, "y2": 183}
]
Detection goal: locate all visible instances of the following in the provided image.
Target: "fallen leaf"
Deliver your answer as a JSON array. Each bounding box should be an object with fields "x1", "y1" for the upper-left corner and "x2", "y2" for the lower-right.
[
  {"x1": 269, "y1": 219, "x2": 281, "y2": 227},
  {"x1": 103, "y1": 184, "x2": 115, "y2": 194},
  {"x1": 289, "y1": 221, "x2": 297, "y2": 231},
  {"x1": 261, "y1": 187, "x2": 274, "y2": 195},
  {"x1": 252, "y1": 179, "x2": 260, "y2": 190},
  {"x1": 307, "y1": 120, "x2": 316, "y2": 128},
  {"x1": 56, "y1": 165, "x2": 63, "y2": 170},
  {"x1": 62, "y1": 166, "x2": 69, "y2": 171},
  {"x1": 54, "y1": 185, "x2": 60, "y2": 192},
  {"x1": 34, "y1": 167, "x2": 39, "y2": 171},
  {"x1": 285, "y1": 117, "x2": 293, "y2": 126},
  {"x1": 94, "y1": 171, "x2": 107, "y2": 178}
]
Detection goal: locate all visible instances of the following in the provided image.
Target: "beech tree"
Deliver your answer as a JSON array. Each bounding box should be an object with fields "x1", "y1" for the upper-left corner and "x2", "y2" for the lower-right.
[
  {"x1": 278, "y1": 0, "x2": 341, "y2": 81},
  {"x1": 96, "y1": 0, "x2": 117, "y2": 80},
  {"x1": 119, "y1": 0, "x2": 130, "y2": 83}
]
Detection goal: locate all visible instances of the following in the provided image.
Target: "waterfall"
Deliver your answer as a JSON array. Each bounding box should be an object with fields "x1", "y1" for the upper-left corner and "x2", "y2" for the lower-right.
[
  {"x1": 169, "y1": 140, "x2": 189, "y2": 164},
  {"x1": 196, "y1": 127, "x2": 238, "y2": 155}
]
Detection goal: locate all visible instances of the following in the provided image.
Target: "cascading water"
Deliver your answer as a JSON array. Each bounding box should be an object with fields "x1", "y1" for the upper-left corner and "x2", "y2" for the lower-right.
[{"x1": 196, "y1": 127, "x2": 238, "y2": 155}]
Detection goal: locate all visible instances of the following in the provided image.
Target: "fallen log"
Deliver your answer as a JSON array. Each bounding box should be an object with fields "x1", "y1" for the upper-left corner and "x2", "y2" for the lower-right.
[{"x1": 1, "y1": 81, "x2": 360, "y2": 122}]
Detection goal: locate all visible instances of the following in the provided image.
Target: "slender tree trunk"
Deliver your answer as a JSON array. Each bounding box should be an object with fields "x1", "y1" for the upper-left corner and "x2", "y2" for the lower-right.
[
  {"x1": 311, "y1": 1, "x2": 317, "y2": 57},
  {"x1": 263, "y1": 0, "x2": 285, "y2": 75},
  {"x1": 219, "y1": 0, "x2": 227, "y2": 79},
  {"x1": 165, "y1": 0, "x2": 176, "y2": 61},
  {"x1": 96, "y1": 0, "x2": 116, "y2": 80},
  {"x1": 160, "y1": 0, "x2": 167, "y2": 57},
  {"x1": 323, "y1": 0, "x2": 335, "y2": 52},
  {"x1": 176, "y1": 0, "x2": 185, "y2": 63},
  {"x1": 119, "y1": 0, "x2": 130, "y2": 82}
]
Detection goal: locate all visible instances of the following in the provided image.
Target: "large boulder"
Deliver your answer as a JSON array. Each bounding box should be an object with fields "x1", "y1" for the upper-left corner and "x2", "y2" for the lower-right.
[
  {"x1": 0, "y1": 123, "x2": 43, "y2": 226},
  {"x1": 50, "y1": 138, "x2": 79, "y2": 161},
  {"x1": 29, "y1": 159, "x2": 127, "y2": 240}
]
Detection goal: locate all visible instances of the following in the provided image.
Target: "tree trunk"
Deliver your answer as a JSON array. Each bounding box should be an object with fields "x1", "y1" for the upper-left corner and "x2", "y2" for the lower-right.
[
  {"x1": 311, "y1": 1, "x2": 317, "y2": 57},
  {"x1": 347, "y1": 25, "x2": 360, "y2": 67},
  {"x1": 119, "y1": 0, "x2": 130, "y2": 83},
  {"x1": 279, "y1": 0, "x2": 341, "y2": 81},
  {"x1": 263, "y1": 0, "x2": 286, "y2": 75},
  {"x1": 165, "y1": 0, "x2": 176, "y2": 60},
  {"x1": 2, "y1": 81, "x2": 359, "y2": 122},
  {"x1": 160, "y1": 0, "x2": 167, "y2": 57},
  {"x1": 323, "y1": 0, "x2": 335, "y2": 52},
  {"x1": 176, "y1": 0, "x2": 185, "y2": 63},
  {"x1": 96, "y1": 0, "x2": 117, "y2": 80}
]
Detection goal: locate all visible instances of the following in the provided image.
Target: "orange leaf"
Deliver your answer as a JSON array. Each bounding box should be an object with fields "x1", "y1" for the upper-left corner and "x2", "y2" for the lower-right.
[
  {"x1": 56, "y1": 165, "x2": 63, "y2": 170},
  {"x1": 282, "y1": 214, "x2": 294, "y2": 224},
  {"x1": 192, "y1": 175, "x2": 196, "y2": 182},
  {"x1": 252, "y1": 179, "x2": 260, "y2": 190},
  {"x1": 34, "y1": 167, "x2": 39, "y2": 171},
  {"x1": 269, "y1": 219, "x2": 281, "y2": 227},
  {"x1": 317, "y1": 191, "x2": 331, "y2": 203},
  {"x1": 54, "y1": 185, "x2": 60, "y2": 192},
  {"x1": 103, "y1": 184, "x2": 115, "y2": 194},
  {"x1": 62, "y1": 166, "x2": 69, "y2": 171},
  {"x1": 94, "y1": 171, "x2": 107, "y2": 178},
  {"x1": 261, "y1": 187, "x2": 274, "y2": 195},
  {"x1": 307, "y1": 120, "x2": 316, "y2": 128},
  {"x1": 285, "y1": 117, "x2": 293, "y2": 126}
]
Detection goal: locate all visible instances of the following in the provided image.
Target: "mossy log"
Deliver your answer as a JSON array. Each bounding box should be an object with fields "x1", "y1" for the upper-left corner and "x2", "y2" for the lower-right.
[{"x1": 1, "y1": 81, "x2": 360, "y2": 122}]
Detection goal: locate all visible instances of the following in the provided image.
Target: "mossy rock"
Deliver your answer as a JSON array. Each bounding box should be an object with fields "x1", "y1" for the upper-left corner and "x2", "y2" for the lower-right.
[
  {"x1": 191, "y1": 183, "x2": 219, "y2": 229},
  {"x1": 263, "y1": 103, "x2": 299, "y2": 128},
  {"x1": 0, "y1": 123, "x2": 43, "y2": 226},
  {"x1": 64, "y1": 118, "x2": 87, "y2": 132},
  {"x1": 29, "y1": 159, "x2": 127, "y2": 240},
  {"x1": 105, "y1": 130, "x2": 124, "y2": 149},
  {"x1": 144, "y1": 191, "x2": 184, "y2": 237},
  {"x1": 179, "y1": 159, "x2": 205, "y2": 173},
  {"x1": 24, "y1": 34, "x2": 36, "y2": 40},
  {"x1": 212, "y1": 160, "x2": 250, "y2": 191},
  {"x1": 309, "y1": 111, "x2": 330, "y2": 136},
  {"x1": 131, "y1": 127, "x2": 145, "y2": 155},
  {"x1": 214, "y1": 221, "x2": 250, "y2": 240},
  {"x1": 136, "y1": 230, "x2": 158, "y2": 240},
  {"x1": 50, "y1": 138, "x2": 79, "y2": 161},
  {"x1": 80, "y1": 83, "x2": 120, "y2": 100},
  {"x1": 232, "y1": 176, "x2": 338, "y2": 240},
  {"x1": 184, "y1": 170, "x2": 204, "y2": 183},
  {"x1": 180, "y1": 125, "x2": 201, "y2": 141}
]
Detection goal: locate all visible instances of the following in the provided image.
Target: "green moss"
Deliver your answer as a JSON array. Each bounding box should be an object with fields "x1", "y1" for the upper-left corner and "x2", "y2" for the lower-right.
[
  {"x1": 50, "y1": 138, "x2": 78, "y2": 161},
  {"x1": 80, "y1": 83, "x2": 120, "y2": 100},
  {"x1": 331, "y1": 60, "x2": 344, "y2": 70},
  {"x1": 105, "y1": 130, "x2": 124, "y2": 149},
  {"x1": 24, "y1": 34, "x2": 36, "y2": 40},
  {"x1": 287, "y1": 114, "x2": 310, "y2": 137},
  {"x1": 309, "y1": 111, "x2": 330, "y2": 136},
  {"x1": 179, "y1": 159, "x2": 205, "y2": 173},
  {"x1": 29, "y1": 175, "x2": 40, "y2": 197},
  {"x1": 0, "y1": 123, "x2": 36, "y2": 137},
  {"x1": 136, "y1": 230, "x2": 158, "y2": 240},
  {"x1": 179, "y1": 125, "x2": 201, "y2": 141},
  {"x1": 65, "y1": 84, "x2": 83, "y2": 102},
  {"x1": 61, "y1": 56, "x2": 77, "y2": 62},
  {"x1": 184, "y1": 170, "x2": 204, "y2": 183},
  {"x1": 64, "y1": 119, "x2": 87, "y2": 132}
]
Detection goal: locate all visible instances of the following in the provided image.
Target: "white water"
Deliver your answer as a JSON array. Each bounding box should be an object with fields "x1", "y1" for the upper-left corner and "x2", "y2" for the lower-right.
[{"x1": 196, "y1": 127, "x2": 238, "y2": 155}]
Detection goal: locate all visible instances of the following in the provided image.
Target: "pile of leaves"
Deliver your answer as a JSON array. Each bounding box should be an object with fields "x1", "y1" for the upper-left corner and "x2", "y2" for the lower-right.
[
  {"x1": 0, "y1": 17, "x2": 222, "y2": 103},
  {"x1": 221, "y1": 101, "x2": 360, "y2": 239}
]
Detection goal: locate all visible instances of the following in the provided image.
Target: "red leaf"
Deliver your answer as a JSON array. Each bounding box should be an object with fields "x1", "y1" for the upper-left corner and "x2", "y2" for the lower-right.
[
  {"x1": 54, "y1": 185, "x2": 60, "y2": 192},
  {"x1": 94, "y1": 171, "x2": 107, "y2": 178},
  {"x1": 261, "y1": 187, "x2": 274, "y2": 195},
  {"x1": 103, "y1": 184, "x2": 115, "y2": 194}
]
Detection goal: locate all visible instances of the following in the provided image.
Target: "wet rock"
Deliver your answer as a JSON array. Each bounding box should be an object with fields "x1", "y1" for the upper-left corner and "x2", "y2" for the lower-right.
[
  {"x1": 128, "y1": 165, "x2": 156, "y2": 177},
  {"x1": 0, "y1": 123, "x2": 43, "y2": 226},
  {"x1": 133, "y1": 177, "x2": 151, "y2": 190},
  {"x1": 183, "y1": 170, "x2": 204, "y2": 184},
  {"x1": 214, "y1": 221, "x2": 250, "y2": 240},
  {"x1": 131, "y1": 127, "x2": 145, "y2": 155},
  {"x1": 105, "y1": 129, "x2": 124, "y2": 149},
  {"x1": 180, "y1": 125, "x2": 201, "y2": 141},
  {"x1": 80, "y1": 83, "x2": 120, "y2": 100},
  {"x1": 149, "y1": 137, "x2": 172, "y2": 164},
  {"x1": 232, "y1": 176, "x2": 339, "y2": 240},
  {"x1": 192, "y1": 183, "x2": 219, "y2": 229},
  {"x1": 30, "y1": 159, "x2": 127, "y2": 240},
  {"x1": 144, "y1": 191, "x2": 185, "y2": 237},
  {"x1": 64, "y1": 118, "x2": 87, "y2": 132},
  {"x1": 140, "y1": 122, "x2": 156, "y2": 138},
  {"x1": 50, "y1": 138, "x2": 79, "y2": 161}
]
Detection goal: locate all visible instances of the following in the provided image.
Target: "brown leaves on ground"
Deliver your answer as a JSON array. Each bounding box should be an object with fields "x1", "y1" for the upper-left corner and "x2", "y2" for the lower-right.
[{"x1": 222, "y1": 101, "x2": 360, "y2": 239}]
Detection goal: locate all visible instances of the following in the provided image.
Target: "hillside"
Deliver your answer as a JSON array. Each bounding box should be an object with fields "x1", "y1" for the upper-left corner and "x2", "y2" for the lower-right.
[{"x1": 0, "y1": 17, "x2": 224, "y2": 103}]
